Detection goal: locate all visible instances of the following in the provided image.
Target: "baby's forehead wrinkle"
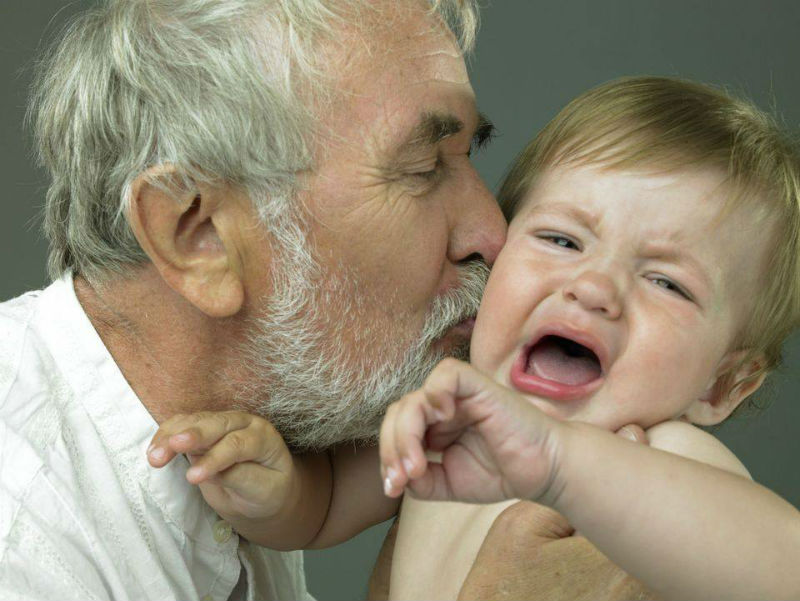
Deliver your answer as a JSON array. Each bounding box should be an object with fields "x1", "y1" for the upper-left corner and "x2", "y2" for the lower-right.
[
  {"x1": 637, "y1": 226, "x2": 688, "y2": 244},
  {"x1": 525, "y1": 202, "x2": 603, "y2": 231},
  {"x1": 640, "y1": 239, "x2": 706, "y2": 268}
]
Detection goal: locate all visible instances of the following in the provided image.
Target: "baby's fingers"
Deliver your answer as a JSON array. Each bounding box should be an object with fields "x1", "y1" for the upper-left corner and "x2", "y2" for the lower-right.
[
  {"x1": 185, "y1": 423, "x2": 289, "y2": 484},
  {"x1": 212, "y1": 462, "x2": 291, "y2": 512},
  {"x1": 405, "y1": 462, "x2": 459, "y2": 502},
  {"x1": 148, "y1": 411, "x2": 255, "y2": 467},
  {"x1": 379, "y1": 401, "x2": 408, "y2": 497},
  {"x1": 391, "y1": 391, "x2": 437, "y2": 479},
  {"x1": 170, "y1": 411, "x2": 258, "y2": 454},
  {"x1": 380, "y1": 387, "x2": 452, "y2": 497},
  {"x1": 423, "y1": 359, "x2": 489, "y2": 417}
]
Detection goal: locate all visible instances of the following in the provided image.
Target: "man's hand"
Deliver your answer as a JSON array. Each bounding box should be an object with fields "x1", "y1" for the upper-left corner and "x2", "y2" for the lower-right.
[
  {"x1": 370, "y1": 413, "x2": 652, "y2": 601},
  {"x1": 367, "y1": 501, "x2": 655, "y2": 601},
  {"x1": 147, "y1": 411, "x2": 297, "y2": 522},
  {"x1": 380, "y1": 358, "x2": 563, "y2": 503},
  {"x1": 458, "y1": 501, "x2": 656, "y2": 601},
  {"x1": 457, "y1": 426, "x2": 653, "y2": 600}
]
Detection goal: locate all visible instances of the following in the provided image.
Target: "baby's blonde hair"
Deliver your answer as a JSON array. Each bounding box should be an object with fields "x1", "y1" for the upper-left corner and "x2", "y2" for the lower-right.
[{"x1": 499, "y1": 76, "x2": 800, "y2": 414}]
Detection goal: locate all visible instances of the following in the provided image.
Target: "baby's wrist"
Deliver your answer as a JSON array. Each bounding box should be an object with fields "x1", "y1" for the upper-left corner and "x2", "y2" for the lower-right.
[{"x1": 534, "y1": 420, "x2": 584, "y2": 510}]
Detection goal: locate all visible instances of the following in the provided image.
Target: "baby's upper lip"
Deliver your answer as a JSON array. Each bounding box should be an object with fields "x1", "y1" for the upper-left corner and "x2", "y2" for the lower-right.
[{"x1": 522, "y1": 323, "x2": 611, "y2": 374}]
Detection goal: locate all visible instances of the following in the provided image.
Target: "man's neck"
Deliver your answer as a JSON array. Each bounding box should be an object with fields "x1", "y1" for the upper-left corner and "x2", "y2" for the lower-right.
[{"x1": 74, "y1": 268, "x2": 240, "y2": 424}]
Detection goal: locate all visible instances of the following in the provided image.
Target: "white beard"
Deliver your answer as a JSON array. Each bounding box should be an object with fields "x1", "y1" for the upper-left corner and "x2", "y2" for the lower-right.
[{"x1": 232, "y1": 209, "x2": 489, "y2": 451}]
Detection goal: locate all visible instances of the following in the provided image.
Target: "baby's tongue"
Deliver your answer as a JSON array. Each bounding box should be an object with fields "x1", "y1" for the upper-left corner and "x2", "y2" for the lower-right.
[{"x1": 527, "y1": 337, "x2": 601, "y2": 386}]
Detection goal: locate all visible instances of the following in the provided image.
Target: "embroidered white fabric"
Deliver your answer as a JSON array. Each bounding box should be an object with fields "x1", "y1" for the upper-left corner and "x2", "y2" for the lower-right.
[{"x1": 0, "y1": 274, "x2": 313, "y2": 601}]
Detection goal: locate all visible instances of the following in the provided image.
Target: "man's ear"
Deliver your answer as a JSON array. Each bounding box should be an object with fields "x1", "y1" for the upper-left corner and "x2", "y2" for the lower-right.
[
  {"x1": 127, "y1": 166, "x2": 249, "y2": 318},
  {"x1": 683, "y1": 351, "x2": 767, "y2": 426}
]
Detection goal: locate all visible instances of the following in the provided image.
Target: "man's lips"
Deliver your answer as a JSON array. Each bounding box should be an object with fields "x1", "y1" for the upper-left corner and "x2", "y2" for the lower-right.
[{"x1": 509, "y1": 326, "x2": 607, "y2": 402}]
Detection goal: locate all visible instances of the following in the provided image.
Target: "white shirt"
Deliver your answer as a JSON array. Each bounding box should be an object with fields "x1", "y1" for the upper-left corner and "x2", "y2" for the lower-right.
[{"x1": 0, "y1": 274, "x2": 312, "y2": 601}]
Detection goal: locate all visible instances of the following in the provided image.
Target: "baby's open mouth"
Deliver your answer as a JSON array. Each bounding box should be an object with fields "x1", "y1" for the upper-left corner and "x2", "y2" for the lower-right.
[{"x1": 525, "y1": 335, "x2": 602, "y2": 386}]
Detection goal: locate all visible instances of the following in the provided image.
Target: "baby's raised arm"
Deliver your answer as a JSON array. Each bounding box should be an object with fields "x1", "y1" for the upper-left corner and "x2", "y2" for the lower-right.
[
  {"x1": 148, "y1": 411, "x2": 399, "y2": 550},
  {"x1": 380, "y1": 359, "x2": 800, "y2": 600}
]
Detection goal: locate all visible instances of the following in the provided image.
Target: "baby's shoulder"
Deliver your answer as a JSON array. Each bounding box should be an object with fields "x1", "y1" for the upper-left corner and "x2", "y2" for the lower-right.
[{"x1": 646, "y1": 420, "x2": 751, "y2": 479}]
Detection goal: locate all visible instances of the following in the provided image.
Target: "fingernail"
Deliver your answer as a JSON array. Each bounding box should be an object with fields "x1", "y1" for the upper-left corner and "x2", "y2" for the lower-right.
[
  {"x1": 383, "y1": 476, "x2": 394, "y2": 496},
  {"x1": 433, "y1": 410, "x2": 447, "y2": 422},
  {"x1": 386, "y1": 466, "x2": 399, "y2": 484},
  {"x1": 619, "y1": 427, "x2": 637, "y2": 442},
  {"x1": 149, "y1": 446, "x2": 166, "y2": 461},
  {"x1": 186, "y1": 466, "x2": 203, "y2": 481},
  {"x1": 402, "y1": 458, "x2": 415, "y2": 476}
]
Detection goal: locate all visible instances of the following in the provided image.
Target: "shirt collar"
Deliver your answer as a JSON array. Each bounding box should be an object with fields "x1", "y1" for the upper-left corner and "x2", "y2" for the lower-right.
[{"x1": 36, "y1": 273, "x2": 216, "y2": 538}]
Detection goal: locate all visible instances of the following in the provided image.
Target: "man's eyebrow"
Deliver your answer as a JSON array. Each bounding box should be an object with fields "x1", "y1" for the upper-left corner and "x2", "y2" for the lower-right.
[
  {"x1": 397, "y1": 111, "x2": 496, "y2": 155},
  {"x1": 472, "y1": 113, "x2": 496, "y2": 151},
  {"x1": 401, "y1": 112, "x2": 464, "y2": 152}
]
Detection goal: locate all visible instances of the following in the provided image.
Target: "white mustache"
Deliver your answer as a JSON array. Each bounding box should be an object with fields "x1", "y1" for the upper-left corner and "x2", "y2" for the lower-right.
[{"x1": 419, "y1": 259, "x2": 490, "y2": 347}]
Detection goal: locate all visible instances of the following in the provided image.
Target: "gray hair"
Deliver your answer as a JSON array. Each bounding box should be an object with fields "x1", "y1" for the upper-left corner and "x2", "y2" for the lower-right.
[{"x1": 29, "y1": 0, "x2": 480, "y2": 282}]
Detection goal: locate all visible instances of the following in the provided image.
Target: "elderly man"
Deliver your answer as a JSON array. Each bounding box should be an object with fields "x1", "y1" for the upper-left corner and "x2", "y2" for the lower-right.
[{"x1": 0, "y1": 0, "x2": 650, "y2": 600}]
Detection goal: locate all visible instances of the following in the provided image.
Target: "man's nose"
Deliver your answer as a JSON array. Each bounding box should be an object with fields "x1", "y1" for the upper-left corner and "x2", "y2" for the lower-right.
[
  {"x1": 445, "y1": 170, "x2": 506, "y2": 267},
  {"x1": 562, "y1": 270, "x2": 624, "y2": 319}
]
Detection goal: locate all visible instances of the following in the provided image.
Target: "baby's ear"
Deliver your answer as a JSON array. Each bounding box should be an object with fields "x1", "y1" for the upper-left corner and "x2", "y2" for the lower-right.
[{"x1": 683, "y1": 350, "x2": 767, "y2": 426}]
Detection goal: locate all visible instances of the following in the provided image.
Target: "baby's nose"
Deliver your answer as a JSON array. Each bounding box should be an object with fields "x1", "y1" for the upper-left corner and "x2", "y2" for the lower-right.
[{"x1": 562, "y1": 270, "x2": 623, "y2": 319}]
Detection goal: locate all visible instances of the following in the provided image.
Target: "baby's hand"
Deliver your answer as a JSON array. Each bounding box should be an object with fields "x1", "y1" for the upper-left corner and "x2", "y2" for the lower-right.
[
  {"x1": 379, "y1": 358, "x2": 564, "y2": 504},
  {"x1": 147, "y1": 411, "x2": 296, "y2": 521}
]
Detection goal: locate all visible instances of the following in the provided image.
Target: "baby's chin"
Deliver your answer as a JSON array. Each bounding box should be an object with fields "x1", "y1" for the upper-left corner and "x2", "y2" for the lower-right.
[{"x1": 505, "y1": 384, "x2": 649, "y2": 432}]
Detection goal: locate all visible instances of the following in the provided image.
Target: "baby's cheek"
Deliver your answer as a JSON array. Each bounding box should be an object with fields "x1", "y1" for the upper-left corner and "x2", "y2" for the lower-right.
[
  {"x1": 469, "y1": 333, "x2": 501, "y2": 373},
  {"x1": 470, "y1": 310, "x2": 502, "y2": 370},
  {"x1": 471, "y1": 283, "x2": 526, "y2": 371},
  {"x1": 594, "y1": 365, "x2": 671, "y2": 429}
]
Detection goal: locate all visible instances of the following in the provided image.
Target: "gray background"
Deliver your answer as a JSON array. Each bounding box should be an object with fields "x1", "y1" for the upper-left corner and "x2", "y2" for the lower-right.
[{"x1": 2, "y1": 2, "x2": 799, "y2": 600}]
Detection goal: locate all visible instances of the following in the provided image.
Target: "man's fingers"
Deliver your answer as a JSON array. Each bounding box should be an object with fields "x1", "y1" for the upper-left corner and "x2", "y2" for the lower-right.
[
  {"x1": 491, "y1": 500, "x2": 574, "y2": 540},
  {"x1": 615, "y1": 424, "x2": 648, "y2": 445}
]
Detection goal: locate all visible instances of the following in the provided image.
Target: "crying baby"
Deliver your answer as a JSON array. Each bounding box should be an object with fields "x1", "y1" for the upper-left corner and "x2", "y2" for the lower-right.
[{"x1": 386, "y1": 75, "x2": 795, "y2": 600}]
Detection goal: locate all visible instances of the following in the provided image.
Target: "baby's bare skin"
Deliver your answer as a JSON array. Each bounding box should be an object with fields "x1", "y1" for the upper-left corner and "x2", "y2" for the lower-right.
[
  {"x1": 387, "y1": 423, "x2": 685, "y2": 601},
  {"x1": 378, "y1": 359, "x2": 795, "y2": 600}
]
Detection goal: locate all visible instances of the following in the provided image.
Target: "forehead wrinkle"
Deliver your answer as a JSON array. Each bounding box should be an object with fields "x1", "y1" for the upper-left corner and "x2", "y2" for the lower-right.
[
  {"x1": 525, "y1": 201, "x2": 602, "y2": 231},
  {"x1": 399, "y1": 23, "x2": 462, "y2": 59},
  {"x1": 409, "y1": 48, "x2": 463, "y2": 60},
  {"x1": 361, "y1": 2, "x2": 467, "y2": 82}
]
